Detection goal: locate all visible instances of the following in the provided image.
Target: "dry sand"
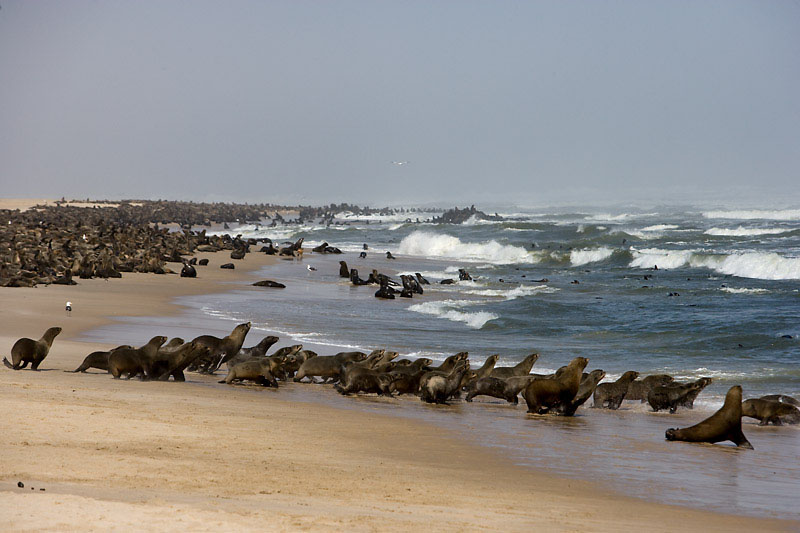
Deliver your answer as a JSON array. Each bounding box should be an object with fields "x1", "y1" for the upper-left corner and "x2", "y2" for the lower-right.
[{"x1": 0, "y1": 251, "x2": 795, "y2": 532}]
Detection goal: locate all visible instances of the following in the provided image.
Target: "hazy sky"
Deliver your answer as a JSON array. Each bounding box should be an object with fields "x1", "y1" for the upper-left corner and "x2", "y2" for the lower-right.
[{"x1": 1, "y1": 1, "x2": 798, "y2": 207}]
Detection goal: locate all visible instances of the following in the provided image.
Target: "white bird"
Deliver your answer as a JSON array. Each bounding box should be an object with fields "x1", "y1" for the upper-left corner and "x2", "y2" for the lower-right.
[
  {"x1": 391, "y1": 161, "x2": 408, "y2": 166},
  {"x1": 307, "y1": 265, "x2": 317, "y2": 272},
  {"x1": 65, "y1": 301, "x2": 72, "y2": 313}
]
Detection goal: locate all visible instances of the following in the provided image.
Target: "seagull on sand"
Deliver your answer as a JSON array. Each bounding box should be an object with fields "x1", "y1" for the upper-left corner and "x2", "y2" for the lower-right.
[{"x1": 307, "y1": 265, "x2": 317, "y2": 272}]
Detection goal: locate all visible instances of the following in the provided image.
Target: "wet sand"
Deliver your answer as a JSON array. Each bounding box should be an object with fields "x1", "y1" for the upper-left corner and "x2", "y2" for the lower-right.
[{"x1": 0, "y1": 250, "x2": 796, "y2": 531}]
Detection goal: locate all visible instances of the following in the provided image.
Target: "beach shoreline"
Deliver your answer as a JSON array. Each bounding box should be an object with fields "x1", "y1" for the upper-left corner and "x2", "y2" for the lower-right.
[{"x1": 0, "y1": 249, "x2": 796, "y2": 531}]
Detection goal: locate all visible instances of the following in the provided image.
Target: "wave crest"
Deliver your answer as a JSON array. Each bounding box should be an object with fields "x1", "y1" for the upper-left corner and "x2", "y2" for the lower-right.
[
  {"x1": 704, "y1": 227, "x2": 792, "y2": 237},
  {"x1": 407, "y1": 300, "x2": 498, "y2": 329},
  {"x1": 570, "y1": 247, "x2": 614, "y2": 266},
  {"x1": 397, "y1": 231, "x2": 531, "y2": 265}
]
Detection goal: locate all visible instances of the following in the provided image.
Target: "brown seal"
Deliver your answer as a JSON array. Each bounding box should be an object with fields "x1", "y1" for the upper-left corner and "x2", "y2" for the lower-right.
[
  {"x1": 71, "y1": 349, "x2": 115, "y2": 373},
  {"x1": 593, "y1": 371, "x2": 639, "y2": 409},
  {"x1": 741, "y1": 398, "x2": 800, "y2": 426},
  {"x1": 460, "y1": 354, "x2": 498, "y2": 389},
  {"x1": 523, "y1": 357, "x2": 588, "y2": 415},
  {"x1": 420, "y1": 362, "x2": 470, "y2": 404},
  {"x1": 219, "y1": 359, "x2": 279, "y2": 387},
  {"x1": 293, "y1": 350, "x2": 369, "y2": 383},
  {"x1": 626, "y1": 374, "x2": 675, "y2": 402},
  {"x1": 3, "y1": 327, "x2": 62, "y2": 370},
  {"x1": 189, "y1": 322, "x2": 252, "y2": 373},
  {"x1": 665, "y1": 385, "x2": 753, "y2": 449},
  {"x1": 107, "y1": 336, "x2": 168, "y2": 379},
  {"x1": 465, "y1": 376, "x2": 519, "y2": 404},
  {"x1": 489, "y1": 353, "x2": 539, "y2": 379},
  {"x1": 557, "y1": 369, "x2": 606, "y2": 416},
  {"x1": 151, "y1": 340, "x2": 210, "y2": 381},
  {"x1": 648, "y1": 379, "x2": 708, "y2": 414}
]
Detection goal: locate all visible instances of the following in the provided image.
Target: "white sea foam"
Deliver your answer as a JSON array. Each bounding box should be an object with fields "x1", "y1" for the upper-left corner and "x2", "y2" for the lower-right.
[
  {"x1": 629, "y1": 248, "x2": 695, "y2": 270},
  {"x1": 570, "y1": 247, "x2": 614, "y2": 266},
  {"x1": 694, "y1": 252, "x2": 800, "y2": 280},
  {"x1": 408, "y1": 300, "x2": 498, "y2": 329},
  {"x1": 702, "y1": 209, "x2": 800, "y2": 221},
  {"x1": 463, "y1": 285, "x2": 559, "y2": 300},
  {"x1": 704, "y1": 226, "x2": 792, "y2": 237},
  {"x1": 720, "y1": 287, "x2": 770, "y2": 294},
  {"x1": 640, "y1": 224, "x2": 679, "y2": 232},
  {"x1": 397, "y1": 231, "x2": 532, "y2": 264}
]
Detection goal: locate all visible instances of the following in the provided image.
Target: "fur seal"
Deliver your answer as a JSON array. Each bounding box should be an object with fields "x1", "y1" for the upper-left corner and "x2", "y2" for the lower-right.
[
  {"x1": 593, "y1": 371, "x2": 639, "y2": 409},
  {"x1": 293, "y1": 350, "x2": 369, "y2": 383},
  {"x1": 252, "y1": 280, "x2": 286, "y2": 288},
  {"x1": 665, "y1": 385, "x2": 753, "y2": 449},
  {"x1": 335, "y1": 365, "x2": 397, "y2": 396},
  {"x1": 420, "y1": 363, "x2": 470, "y2": 404},
  {"x1": 219, "y1": 359, "x2": 279, "y2": 387},
  {"x1": 3, "y1": 327, "x2": 62, "y2": 370},
  {"x1": 339, "y1": 261, "x2": 350, "y2": 278},
  {"x1": 190, "y1": 322, "x2": 251, "y2": 373},
  {"x1": 489, "y1": 353, "x2": 539, "y2": 379},
  {"x1": 626, "y1": 374, "x2": 675, "y2": 402},
  {"x1": 759, "y1": 394, "x2": 800, "y2": 408},
  {"x1": 460, "y1": 354, "x2": 498, "y2": 388},
  {"x1": 180, "y1": 263, "x2": 197, "y2": 278},
  {"x1": 220, "y1": 263, "x2": 235, "y2": 269},
  {"x1": 523, "y1": 357, "x2": 588, "y2": 415},
  {"x1": 678, "y1": 377, "x2": 712, "y2": 409},
  {"x1": 648, "y1": 379, "x2": 708, "y2": 414},
  {"x1": 198, "y1": 258, "x2": 209, "y2": 266},
  {"x1": 465, "y1": 376, "x2": 518, "y2": 404},
  {"x1": 224, "y1": 336, "x2": 280, "y2": 369},
  {"x1": 557, "y1": 369, "x2": 606, "y2": 416},
  {"x1": 71, "y1": 349, "x2": 114, "y2": 373},
  {"x1": 741, "y1": 398, "x2": 800, "y2": 425},
  {"x1": 151, "y1": 340, "x2": 210, "y2": 381},
  {"x1": 107, "y1": 336, "x2": 168, "y2": 379}
]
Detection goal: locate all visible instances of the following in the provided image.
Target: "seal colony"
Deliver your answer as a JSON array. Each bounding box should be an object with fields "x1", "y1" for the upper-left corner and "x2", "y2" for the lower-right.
[{"x1": 5, "y1": 322, "x2": 795, "y2": 452}]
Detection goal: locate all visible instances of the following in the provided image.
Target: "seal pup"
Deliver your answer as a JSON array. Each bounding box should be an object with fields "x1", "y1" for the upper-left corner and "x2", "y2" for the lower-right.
[
  {"x1": 524, "y1": 357, "x2": 588, "y2": 415},
  {"x1": 741, "y1": 398, "x2": 800, "y2": 426},
  {"x1": 665, "y1": 385, "x2": 753, "y2": 449},
  {"x1": 593, "y1": 371, "x2": 639, "y2": 409},
  {"x1": 3, "y1": 327, "x2": 62, "y2": 370},
  {"x1": 489, "y1": 353, "x2": 539, "y2": 379}
]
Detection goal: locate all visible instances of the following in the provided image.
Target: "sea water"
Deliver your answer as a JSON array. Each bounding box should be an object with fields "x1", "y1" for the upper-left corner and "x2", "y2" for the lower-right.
[{"x1": 81, "y1": 205, "x2": 800, "y2": 518}]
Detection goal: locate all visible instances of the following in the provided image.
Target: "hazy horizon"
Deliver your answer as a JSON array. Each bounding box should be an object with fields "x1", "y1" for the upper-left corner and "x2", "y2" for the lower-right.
[{"x1": 1, "y1": 1, "x2": 798, "y2": 207}]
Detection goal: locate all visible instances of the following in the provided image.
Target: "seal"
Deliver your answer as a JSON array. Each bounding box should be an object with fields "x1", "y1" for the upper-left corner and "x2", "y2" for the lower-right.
[
  {"x1": 665, "y1": 385, "x2": 753, "y2": 449},
  {"x1": 335, "y1": 365, "x2": 397, "y2": 396},
  {"x1": 252, "y1": 280, "x2": 286, "y2": 288},
  {"x1": 71, "y1": 349, "x2": 115, "y2": 373},
  {"x1": 647, "y1": 379, "x2": 707, "y2": 414},
  {"x1": 593, "y1": 371, "x2": 639, "y2": 409},
  {"x1": 107, "y1": 336, "x2": 168, "y2": 379},
  {"x1": 420, "y1": 363, "x2": 470, "y2": 404},
  {"x1": 180, "y1": 263, "x2": 197, "y2": 278},
  {"x1": 224, "y1": 336, "x2": 281, "y2": 369},
  {"x1": 759, "y1": 394, "x2": 800, "y2": 408},
  {"x1": 626, "y1": 374, "x2": 675, "y2": 402},
  {"x1": 151, "y1": 340, "x2": 210, "y2": 381},
  {"x1": 460, "y1": 354, "x2": 498, "y2": 389},
  {"x1": 219, "y1": 359, "x2": 279, "y2": 387},
  {"x1": 523, "y1": 357, "x2": 588, "y2": 415},
  {"x1": 557, "y1": 369, "x2": 606, "y2": 416},
  {"x1": 741, "y1": 398, "x2": 800, "y2": 425},
  {"x1": 339, "y1": 261, "x2": 350, "y2": 278},
  {"x1": 293, "y1": 350, "x2": 369, "y2": 383},
  {"x1": 464, "y1": 376, "x2": 518, "y2": 404},
  {"x1": 678, "y1": 377, "x2": 712, "y2": 409},
  {"x1": 489, "y1": 353, "x2": 539, "y2": 379},
  {"x1": 189, "y1": 322, "x2": 252, "y2": 373},
  {"x1": 3, "y1": 327, "x2": 62, "y2": 370}
]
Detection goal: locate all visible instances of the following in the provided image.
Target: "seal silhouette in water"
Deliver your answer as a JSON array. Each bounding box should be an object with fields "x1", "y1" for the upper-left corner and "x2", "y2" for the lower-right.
[{"x1": 665, "y1": 385, "x2": 753, "y2": 449}]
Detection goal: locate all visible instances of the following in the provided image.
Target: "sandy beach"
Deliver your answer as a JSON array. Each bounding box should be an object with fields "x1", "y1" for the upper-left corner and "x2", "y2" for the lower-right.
[{"x1": 0, "y1": 243, "x2": 795, "y2": 532}]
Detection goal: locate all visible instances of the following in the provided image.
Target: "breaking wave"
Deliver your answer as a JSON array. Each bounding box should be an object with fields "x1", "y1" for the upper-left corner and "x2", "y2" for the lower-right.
[
  {"x1": 702, "y1": 209, "x2": 800, "y2": 221},
  {"x1": 397, "y1": 231, "x2": 531, "y2": 265},
  {"x1": 570, "y1": 247, "x2": 614, "y2": 266},
  {"x1": 704, "y1": 227, "x2": 792, "y2": 237},
  {"x1": 630, "y1": 249, "x2": 800, "y2": 280},
  {"x1": 407, "y1": 300, "x2": 498, "y2": 329}
]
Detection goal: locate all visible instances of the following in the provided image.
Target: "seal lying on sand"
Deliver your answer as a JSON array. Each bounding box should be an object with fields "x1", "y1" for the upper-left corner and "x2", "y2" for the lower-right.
[
  {"x1": 3, "y1": 327, "x2": 62, "y2": 370},
  {"x1": 489, "y1": 353, "x2": 539, "y2": 379},
  {"x1": 523, "y1": 357, "x2": 588, "y2": 415},
  {"x1": 666, "y1": 385, "x2": 753, "y2": 449},
  {"x1": 593, "y1": 371, "x2": 639, "y2": 409},
  {"x1": 107, "y1": 336, "x2": 168, "y2": 379},
  {"x1": 741, "y1": 398, "x2": 800, "y2": 425}
]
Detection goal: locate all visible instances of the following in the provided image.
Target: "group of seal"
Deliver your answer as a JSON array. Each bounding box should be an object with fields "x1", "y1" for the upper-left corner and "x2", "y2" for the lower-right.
[{"x1": 5, "y1": 324, "x2": 796, "y2": 453}]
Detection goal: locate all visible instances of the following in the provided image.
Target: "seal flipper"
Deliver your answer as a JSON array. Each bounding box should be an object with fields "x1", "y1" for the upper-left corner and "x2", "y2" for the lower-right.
[{"x1": 731, "y1": 428, "x2": 753, "y2": 449}]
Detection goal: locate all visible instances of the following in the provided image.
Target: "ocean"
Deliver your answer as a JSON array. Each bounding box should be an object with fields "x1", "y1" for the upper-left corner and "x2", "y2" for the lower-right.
[{"x1": 81, "y1": 205, "x2": 800, "y2": 519}]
